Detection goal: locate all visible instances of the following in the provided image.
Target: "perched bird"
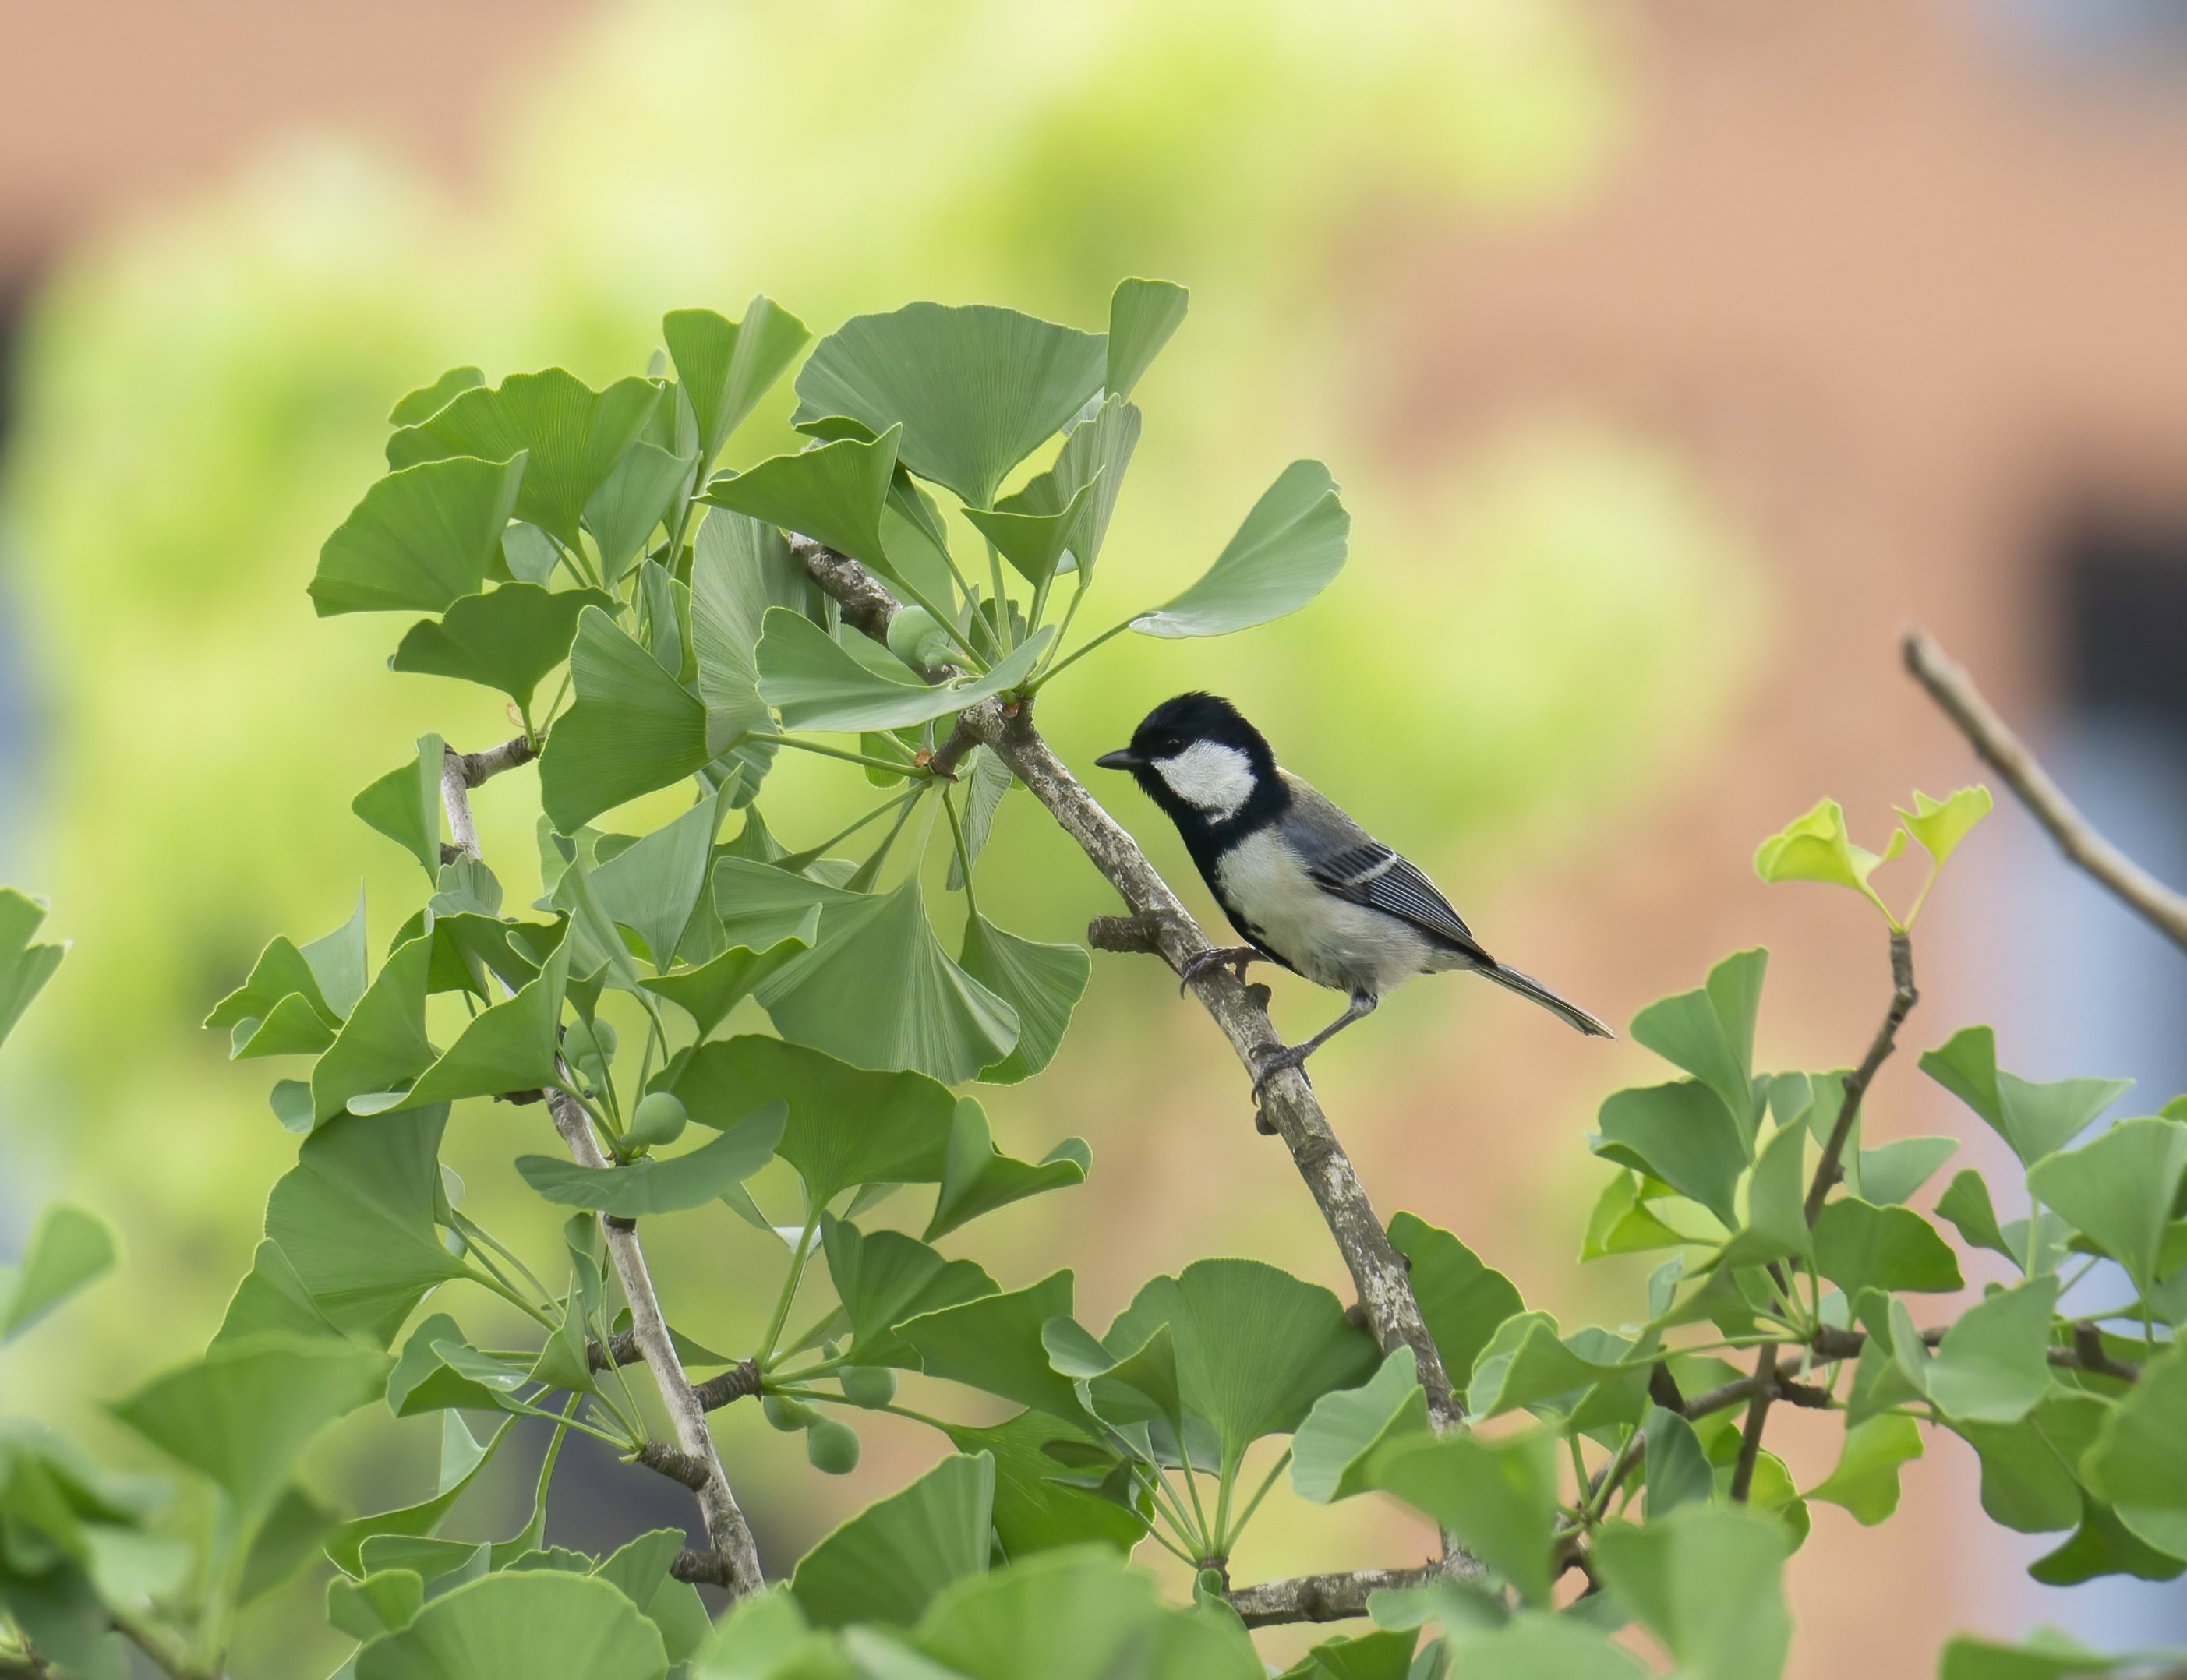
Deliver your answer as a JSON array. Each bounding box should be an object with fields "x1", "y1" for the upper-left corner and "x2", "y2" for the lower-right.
[{"x1": 1096, "y1": 693, "x2": 1611, "y2": 1094}]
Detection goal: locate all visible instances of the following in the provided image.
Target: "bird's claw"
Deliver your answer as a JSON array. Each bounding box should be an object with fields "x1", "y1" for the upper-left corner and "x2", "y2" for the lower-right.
[
  {"x1": 1248, "y1": 1040, "x2": 1311, "y2": 1107},
  {"x1": 1178, "y1": 945, "x2": 1259, "y2": 997}
]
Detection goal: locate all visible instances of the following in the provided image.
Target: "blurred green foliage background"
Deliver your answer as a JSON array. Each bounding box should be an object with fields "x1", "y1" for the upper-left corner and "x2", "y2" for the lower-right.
[{"x1": 0, "y1": 0, "x2": 1765, "y2": 1668}]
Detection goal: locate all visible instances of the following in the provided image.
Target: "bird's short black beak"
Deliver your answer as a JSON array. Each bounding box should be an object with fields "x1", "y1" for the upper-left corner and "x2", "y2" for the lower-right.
[{"x1": 1094, "y1": 748, "x2": 1144, "y2": 771}]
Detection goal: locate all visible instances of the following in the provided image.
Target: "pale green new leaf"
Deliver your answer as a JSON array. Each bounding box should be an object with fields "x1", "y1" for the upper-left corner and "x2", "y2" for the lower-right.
[
  {"x1": 1291, "y1": 1347, "x2": 1431, "y2": 1505},
  {"x1": 2028, "y1": 1117, "x2": 2187, "y2": 1304},
  {"x1": 790, "y1": 1453, "x2": 994, "y2": 1629},
  {"x1": 793, "y1": 302, "x2": 1107, "y2": 509},
  {"x1": 1641, "y1": 1405, "x2": 1712, "y2": 1519},
  {"x1": 754, "y1": 607, "x2": 1053, "y2": 733},
  {"x1": 1896, "y1": 785, "x2": 1993, "y2": 865},
  {"x1": 2084, "y1": 1343, "x2": 2187, "y2": 1562},
  {"x1": 516, "y1": 1105, "x2": 783, "y2": 1217},
  {"x1": 111, "y1": 1336, "x2": 390, "y2": 1518},
  {"x1": 924, "y1": 1098, "x2": 1089, "y2": 1241},
  {"x1": 1813, "y1": 1198, "x2": 1963, "y2": 1300},
  {"x1": 663, "y1": 297, "x2": 811, "y2": 471},
  {"x1": 393, "y1": 584, "x2": 615, "y2": 711},
  {"x1": 355, "y1": 1571, "x2": 669, "y2": 1680},
  {"x1": 539, "y1": 607, "x2": 712, "y2": 833},
  {"x1": 387, "y1": 369, "x2": 662, "y2": 552},
  {"x1": 0, "y1": 1205, "x2": 117, "y2": 1343},
  {"x1": 1463, "y1": 1313, "x2": 1621, "y2": 1420},
  {"x1": 1925, "y1": 1276, "x2": 2062, "y2": 1425},
  {"x1": 1132, "y1": 460, "x2": 1348, "y2": 638},
  {"x1": 311, "y1": 455, "x2": 527, "y2": 616},
  {"x1": 956, "y1": 914, "x2": 1087, "y2": 1085},
  {"x1": 352, "y1": 734, "x2": 447, "y2": 878},
  {"x1": 1920, "y1": 1026, "x2": 2132, "y2": 1168},
  {"x1": 1104, "y1": 279, "x2": 1189, "y2": 400},
  {"x1": 1751, "y1": 798, "x2": 1908, "y2": 921}
]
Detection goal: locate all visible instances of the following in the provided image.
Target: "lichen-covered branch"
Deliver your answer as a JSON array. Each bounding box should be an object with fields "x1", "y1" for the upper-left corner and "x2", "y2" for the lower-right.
[
  {"x1": 1225, "y1": 1562, "x2": 1452, "y2": 1629},
  {"x1": 790, "y1": 543, "x2": 1461, "y2": 1432}
]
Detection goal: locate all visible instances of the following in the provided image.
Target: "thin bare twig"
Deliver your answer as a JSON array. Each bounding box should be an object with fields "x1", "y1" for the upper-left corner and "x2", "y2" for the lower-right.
[
  {"x1": 441, "y1": 743, "x2": 764, "y2": 1597},
  {"x1": 1729, "y1": 1344, "x2": 1778, "y2": 1504},
  {"x1": 1904, "y1": 625, "x2": 2187, "y2": 953},
  {"x1": 1225, "y1": 1562, "x2": 1456, "y2": 1629},
  {"x1": 1804, "y1": 929, "x2": 1917, "y2": 1225}
]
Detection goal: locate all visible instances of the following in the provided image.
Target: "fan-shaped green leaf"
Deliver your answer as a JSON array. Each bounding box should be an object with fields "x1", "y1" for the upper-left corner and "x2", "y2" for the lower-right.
[
  {"x1": 326, "y1": 1414, "x2": 510, "y2": 1576},
  {"x1": 1814, "y1": 1198, "x2": 1962, "y2": 1300},
  {"x1": 820, "y1": 1216, "x2": 998, "y2": 1370},
  {"x1": 591, "y1": 787, "x2": 725, "y2": 972},
  {"x1": 392, "y1": 584, "x2": 615, "y2": 711},
  {"x1": 1629, "y1": 948, "x2": 1766, "y2": 1141},
  {"x1": 754, "y1": 877, "x2": 1019, "y2": 1085},
  {"x1": 639, "y1": 935, "x2": 809, "y2": 1039},
  {"x1": 1291, "y1": 1347, "x2": 1430, "y2": 1505},
  {"x1": 793, "y1": 303, "x2": 1107, "y2": 510},
  {"x1": 900, "y1": 1270, "x2": 1088, "y2": 1425},
  {"x1": 1105, "y1": 279, "x2": 1188, "y2": 401},
  {"x1": 924, "y1": 1098, "x2": 1089, "y2": 1241},
  {"x1": 585, "y1": 442, "x2": 694, "y2": 588},
  {"x1": 709, "y1": 856, "x2": 843, "y2": 951},
  {"x1": 1592, "y1": 1505, "x2": 1791, "y2": 1680},
  {"x1": 1922, "y1": 1276, "x2": 2062, "y2": 1425},
  {"x1": 990, "y1": 396, "x2": 1139, "y2": 586},
  {"x1": 1937, "y1": 1629, "x2": 2161, "y2": 1680},
  {"x1": 1463, "y1": 1313, "x2": 1623, "y2": 1421},
  {"x1": 956, "y1": 916, "x2": 1086, "y2": 1086},
  {"x1": 1369, "y1": 1428, "x2": 1559, "y2": 1606},
  {"x1": 691, "y1": 508, "x2": 807, "y2": 794},
  {"x1": 1132, "y1": 460, "x2": 1348, "y2": 638},
  {"x1": 111, "y1": 1336, "x2": 390, "y2": 1517},
  {"x1": 1853, "y1": 1135, "x2": 1959, "y2": 1207},
  {"x1": 1921, "y1": 1027, "x2": 2132, "y2": 1168},
  {"x1": 755, "y1": 607, "x2": 1052, "y2": 734},
  {"x1": 2029, "y1": 1117, "x2": 2187, "y2": 1304},
  {"x1": 938, "y1": 1413, "x2": 1150, "y2": 1558},
  {"x1": 665, "y1": 1035, "x2": 955, "y2": 1208},
  {"x1": 1274, "y1": 1629, "x2": 1416, "y2": 1680},
  {"x1": 1101, "y1": 1259, "x2": 1379, "y2": 1468},
  {"x1": 790, "y1": 1453, "x2": 994, "y2": 1630},
  {"x1": 2085, "y1": 1343, "x2": 2187, "y2": 1562},
  {"x1": 1, "y1": 1205, "x2": 117, "y2": 1343},
  {"x1": 1592, "y1": 1081, "x2": 1746, "y2": 1229},
  {"x1": 263, "y1": 1106, "x2": 468, "y2": 1346},
  {"x1": 703, "y1": 429, "x2": 899, "y2": 572},
  {"x1": 1804, "y1": 1414, "x2": 1922, "y2": 1525},
  {"x1": 309, "y1": 934, "x2": 436, "y2": 1127},
  {"x1": 961, "y1": 475, "x2": 1100, "y2": 589},
  {"x1": 1937, "y1": 1168, "x2": 2018, "y2": 1265},
  {"x1": 539, "y1": 607, "x2": 712, "y2": 833},
  {"x1": 1954, "y1": 1393, "x2": 2109, "y2": 1534},
  {"x1": 312, "y1": 455, "x2": 528, "y2": 617},
  {"x1": 398, "y1": 923, "x2": 571, "y2": 1108},
  {"x1": 516, "y1": 1104, "x2": 783, "y2": 1216},
  {"x1": 355, "y1": 1570, "x2": 669, "y2": 1680},
  {"x1": 1386, "y1": 1212, "x2": 1525, "y2": 1387},
  {"x1": 389, "y1": 367, "x2": 484, "y2": 428},
  {"x1": 0, "y1": 890, "x2": 65, "y2": 1053},
  {"x1": 664, "y1": 298, "x2": 811, "y2": 472},
  {"x1": 387, "y1": 1313, "x2": 505, "y2": 1417},
  {"x1": 387, "y1": 369, "x2": 662, "y2": 552},
  {"x1": 352, "y1": 734, "x2": 447, "y2": 878}
]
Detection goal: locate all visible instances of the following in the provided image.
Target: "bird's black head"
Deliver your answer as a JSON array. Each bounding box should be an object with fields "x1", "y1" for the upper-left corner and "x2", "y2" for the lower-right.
[{"x1": 1094, "y1": 693, "x2": 1282, "y2": 835}]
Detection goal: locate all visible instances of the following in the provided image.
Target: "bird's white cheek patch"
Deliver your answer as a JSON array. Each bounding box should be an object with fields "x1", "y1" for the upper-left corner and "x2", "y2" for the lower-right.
[{"x1": 1155, "y1": 741, "x2": 1255, "y2": 817}]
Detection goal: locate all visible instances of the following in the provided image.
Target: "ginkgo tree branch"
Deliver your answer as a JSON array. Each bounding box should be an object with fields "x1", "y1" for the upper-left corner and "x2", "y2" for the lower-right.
[
  {"x1": 1904, "y1": 625, "x2": 2187, "y2": 954},
  {"x1": 789, "y1": 541, "x2": 1464, "y2": 1434},
  {"x1": 440, "y1": 746, "x2": 765, "y2": 1596}
]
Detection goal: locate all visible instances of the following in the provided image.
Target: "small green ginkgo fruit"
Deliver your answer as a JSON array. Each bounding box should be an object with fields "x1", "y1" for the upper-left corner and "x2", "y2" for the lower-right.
[
  {"x1": 627, "y1": 1091, "x2": 688, "y2": 1149},
  {"x1": 807, "y1": 1418, "x2": 861, "y2": 1475},
  {"x1": 838, "y1": 1366, "x2": 896, "y2": 1409}
]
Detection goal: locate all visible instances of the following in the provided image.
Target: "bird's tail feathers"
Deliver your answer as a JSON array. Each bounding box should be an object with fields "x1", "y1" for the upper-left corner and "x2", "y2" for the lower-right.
[{"x1": 1482, "y1": 963, "x2": 1615, "y2": 1038}]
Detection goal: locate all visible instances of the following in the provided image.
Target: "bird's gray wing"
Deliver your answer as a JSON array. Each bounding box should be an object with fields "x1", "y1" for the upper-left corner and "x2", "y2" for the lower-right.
[{"x1": 1277, "y1": 772, "x2": 1493, "y2": 960}]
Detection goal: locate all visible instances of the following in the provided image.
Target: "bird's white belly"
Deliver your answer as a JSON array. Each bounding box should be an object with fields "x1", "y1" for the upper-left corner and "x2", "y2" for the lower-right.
[{"x1": 1214, "y1": 830, "x2": 1440, "y2": 995}]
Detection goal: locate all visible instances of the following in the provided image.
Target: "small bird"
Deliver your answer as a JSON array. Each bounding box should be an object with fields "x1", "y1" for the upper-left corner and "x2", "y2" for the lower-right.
[{"x1": 1096, "y1": 693, "x2": 1611, "y2": 1095}]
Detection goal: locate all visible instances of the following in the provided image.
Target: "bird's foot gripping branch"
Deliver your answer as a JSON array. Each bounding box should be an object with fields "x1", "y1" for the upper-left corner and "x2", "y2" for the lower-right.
[{"x1": 4, "y1": 292, "x2": 2187, "y2": 1680}]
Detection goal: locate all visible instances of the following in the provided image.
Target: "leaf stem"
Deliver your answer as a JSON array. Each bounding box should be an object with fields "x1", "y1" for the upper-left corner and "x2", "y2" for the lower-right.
[
  {"x1": 942, "y1": 787, "x2": 980, "y2": 917},
  {"x1": 1024, "y1": 616, "x2": 1131, "y2": 694},
  {"x1": 758, "y1": 1214, "x2": 822, "y2": 1368},
  {"x1": 745, "y1": 733, "x2": 943, "y2": 778},
  {"x1": 1221, "y1": 1447, "x2": 1291, "y2": 1553}
]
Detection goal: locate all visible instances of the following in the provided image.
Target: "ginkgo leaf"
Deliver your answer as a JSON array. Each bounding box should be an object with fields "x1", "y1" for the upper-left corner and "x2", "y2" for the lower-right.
[
  {"x1": 1131, "y1": 460, "x2": 1348, "y2": 638},
  {"x1": 1753, "y1": 799, "x2": 1908, "y2": 924},
  {"x1": 1896, "y1": 786, "x2": 1993, "y2": 865},
  {"x1": 311, "y1": 456, "x2": 528, "y2": 617}
]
